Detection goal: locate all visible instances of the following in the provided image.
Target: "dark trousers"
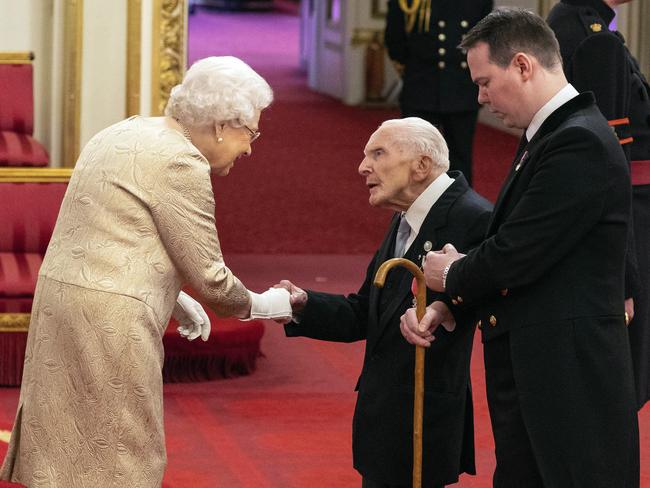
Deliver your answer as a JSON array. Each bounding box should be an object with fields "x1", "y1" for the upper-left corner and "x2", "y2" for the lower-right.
[
  {"x1": 630, "y1": 183, "x2": 650, "y2": 409},
  {"x1": 401, "y1": 109, "x2": 478, "y2": 186},
  {"x1": 361, "y1": 477, "x2": 444, "y2": 488},
  {"x1": 483, "y1": 333, "x2": 545, "y2": 488}
]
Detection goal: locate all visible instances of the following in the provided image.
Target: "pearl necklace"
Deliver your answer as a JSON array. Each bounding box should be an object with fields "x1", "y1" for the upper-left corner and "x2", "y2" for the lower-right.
[{"x1": 174, "y1": 119, "x2": 192, "y2": 142}]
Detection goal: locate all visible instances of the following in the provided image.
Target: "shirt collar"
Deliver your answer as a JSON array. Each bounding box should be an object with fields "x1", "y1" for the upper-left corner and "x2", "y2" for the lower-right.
[
  {"x1": 526, "y1": 84, "x2": 579, "y2": 142},
  {"x1": 403, "y1": 172, "x2": 454, "y2": 237}
]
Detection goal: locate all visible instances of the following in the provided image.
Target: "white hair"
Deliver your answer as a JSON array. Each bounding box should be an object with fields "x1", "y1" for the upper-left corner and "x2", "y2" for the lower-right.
[
  {"x1": 379, "y1": 117, "x2": 450, "y2": 172},
  {"x1": 165, "y1": 56, "x2": 273, "y2": 128}
]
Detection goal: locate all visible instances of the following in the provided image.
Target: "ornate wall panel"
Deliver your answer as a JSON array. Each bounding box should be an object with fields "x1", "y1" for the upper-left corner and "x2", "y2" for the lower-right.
[{"x1": 151, "y1": 0, "x2": 187, "y2": 115}]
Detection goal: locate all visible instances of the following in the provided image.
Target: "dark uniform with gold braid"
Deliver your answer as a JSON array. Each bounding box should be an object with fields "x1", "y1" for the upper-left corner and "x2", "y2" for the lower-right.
[
  {"x1": 548, "y1": 0, "x2": 650, "y2": 409},
  {"x1": 384, "y1": 0, "x2": 493, "y2": 186}
]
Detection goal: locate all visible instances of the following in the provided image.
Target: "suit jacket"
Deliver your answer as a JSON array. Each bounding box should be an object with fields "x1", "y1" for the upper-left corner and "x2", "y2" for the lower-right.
[
  {"x1": 384, "y1": 0, "x2": 493, "y2": 114},
  {"x1": 285, "y1": 173, "x2": 492, "y2": 486},
  {"x1": 445, "y1": 94, "x2": 640, "y2": 486}
]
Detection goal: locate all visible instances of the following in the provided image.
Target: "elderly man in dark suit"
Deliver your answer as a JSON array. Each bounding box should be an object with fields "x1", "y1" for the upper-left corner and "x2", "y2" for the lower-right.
[
  {"x1": 400, "y1": 8, "x2": 640, "y2": 488},
  {"x1": 384, "y1": 0, "x2": 493, "y2": 186},
  {"x1": 276, "y1": 117, "x2": 492, "y2": 487},
  {"x1": 547, "y1": 0, "x2": 650, "y2": 411}
]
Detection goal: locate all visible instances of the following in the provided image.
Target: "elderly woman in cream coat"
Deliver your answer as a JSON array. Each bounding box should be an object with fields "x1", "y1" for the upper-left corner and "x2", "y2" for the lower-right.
[{"x1": 0, "y1": 56, "x2": 289, "y2": 487}]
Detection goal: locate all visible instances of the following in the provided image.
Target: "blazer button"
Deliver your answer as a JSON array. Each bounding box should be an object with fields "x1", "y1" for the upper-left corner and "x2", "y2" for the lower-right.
[
  {"x1": 489, "y1": 315, "x2": 497, "y2": 327},
  {"x1": 476, "y1": 320, "x2": 482, "y2": 330},
  {"x1": 438, "y1": 47, "x2": 446, "y2": 56},
  {"x1": 438, "y1": 61, "x2": 446, "y2": 69},
  {"x1": 500, "y1": 288, "x2": 508, "y2": 296},
  {"x1": 460, "y1": 61, "x2": 468, "y2": 69},
  {"x1": 438, "y1": 33, "x2": 446, "y2": 42},
  {"x1": 438, "y1": 20, "x2": 446, "y2": 28},
  {"x1": 460, "y1": 20, "x2": 469, "y2": 28},
  {"x1": 451, "y1": 298, "x2": 459, "y2": 305},
  {"x1": 456, "y1": 296, "x2": 463, "y2": 304}
]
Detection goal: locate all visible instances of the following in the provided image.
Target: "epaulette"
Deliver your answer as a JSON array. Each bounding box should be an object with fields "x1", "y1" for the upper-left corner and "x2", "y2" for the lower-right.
[{"x1": 577, "y1": 7, "x2": 605, "y2": 37}]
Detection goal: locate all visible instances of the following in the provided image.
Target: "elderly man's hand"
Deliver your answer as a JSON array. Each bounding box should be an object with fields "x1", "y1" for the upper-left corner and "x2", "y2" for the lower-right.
[
  {"x1": 272, "y1": 280, "x2": 308, "y2": 323},
  {"x1": 423, "y1": 243, "x2": 465, "y2": 292},
  {"x1": 399, "y1": 301, "x2": 456, "y2": 348},
  {"x1": 174, "y1": 291, "x2": 211, "y2": 341}
]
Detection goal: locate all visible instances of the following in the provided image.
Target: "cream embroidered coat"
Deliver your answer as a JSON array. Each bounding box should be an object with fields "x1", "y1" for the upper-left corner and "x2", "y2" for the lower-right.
[{"x1": 0, "y1": 116, "x2": 249, "y2": 487}]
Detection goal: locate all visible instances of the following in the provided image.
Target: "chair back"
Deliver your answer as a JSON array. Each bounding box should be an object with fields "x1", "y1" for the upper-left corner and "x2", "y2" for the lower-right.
[{"x1": 0, "y1": 52, "x2": 35, "y2": 135}]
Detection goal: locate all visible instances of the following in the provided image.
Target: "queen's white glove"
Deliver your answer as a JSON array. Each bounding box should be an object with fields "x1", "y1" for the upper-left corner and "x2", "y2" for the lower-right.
[
  {"x1": 174, "y1": 291, "x2": 211, "y2": 341},
  {"x1": 244, "y1": 288, "x2": 292, "y2": 321}
]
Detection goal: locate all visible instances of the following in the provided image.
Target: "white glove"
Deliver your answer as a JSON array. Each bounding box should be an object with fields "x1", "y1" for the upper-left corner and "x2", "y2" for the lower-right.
[
  {"x1": 244, "y1": 288, "x2": 292, "y2": 321},
  {"x1": 173, "y1": 291, "x2": 211, "y2": 341}
]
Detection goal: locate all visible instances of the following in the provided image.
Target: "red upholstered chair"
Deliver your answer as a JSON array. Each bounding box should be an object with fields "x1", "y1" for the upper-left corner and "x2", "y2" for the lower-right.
[
  {"x1": 0, "y1": 169, "x2": 264, "y2": 385},
  {"x1": 0, "y1": 52, "x2": 50, "y2": 167},
  {"x1": 0, "y1": 169, "x2": 70, "y2": 385},
  {"x1": 163, "y1": 307, "x2": 265, "y2": 382}
]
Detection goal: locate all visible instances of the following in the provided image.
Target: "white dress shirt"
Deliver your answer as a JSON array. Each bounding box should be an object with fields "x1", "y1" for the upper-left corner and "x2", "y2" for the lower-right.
[
  {"x1": 526, "y1": 83, "x2": 579, "y2": 142},
  {"x1": 401, "y1": 172, "x2": 455, "y2": 254}
]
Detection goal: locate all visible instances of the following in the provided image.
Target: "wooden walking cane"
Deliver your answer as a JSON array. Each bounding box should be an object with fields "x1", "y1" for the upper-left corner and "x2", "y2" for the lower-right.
[{"x1": 374, "y1": 258, "x2": 427, "y2": 488}]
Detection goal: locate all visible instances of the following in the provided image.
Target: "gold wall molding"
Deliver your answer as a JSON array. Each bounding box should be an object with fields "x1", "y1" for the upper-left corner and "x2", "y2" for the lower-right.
[
  {"x1": 127, "y1": 0, "x2": 143, "y2": 116},
  {"x1": 151, "y1": 0, "x2": 187, "y2": 116},
  {"x1": 0, "y1": 313, "x2": 30, "y2": 332},
  {"x1": 0, "y1": 168, "x2": 73, "y2": 182},
  {"x1": 62, "y1": 0, "x2": 84, "y2": 168},
  {"x1": 0, "y1": 51, "x2": 34, "y2": 63}
]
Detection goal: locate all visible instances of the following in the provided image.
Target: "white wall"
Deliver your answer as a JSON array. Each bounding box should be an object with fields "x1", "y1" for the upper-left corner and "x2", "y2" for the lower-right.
[{"x1": 80, "y1": 0, "x2": 128, "y2": 148}]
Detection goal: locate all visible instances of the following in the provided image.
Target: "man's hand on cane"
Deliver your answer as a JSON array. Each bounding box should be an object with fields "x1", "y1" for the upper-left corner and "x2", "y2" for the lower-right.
[
  {"x1": 400, "y1": 301, "x2": 456, "y2": 348},
  {"x1": 423, "y1": 243, "x2": 465, "y2": 292}
]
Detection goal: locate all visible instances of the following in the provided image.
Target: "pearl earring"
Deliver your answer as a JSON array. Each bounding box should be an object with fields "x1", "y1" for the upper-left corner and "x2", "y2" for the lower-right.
[{"x1": 217, "y1": 137, "x2": 224, "y2": 143}]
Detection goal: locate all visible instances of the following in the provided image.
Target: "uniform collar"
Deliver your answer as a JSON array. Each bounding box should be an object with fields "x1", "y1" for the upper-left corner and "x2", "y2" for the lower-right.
[{"x1": 561, "y1": 0, "x2": 615, "y2": 25}]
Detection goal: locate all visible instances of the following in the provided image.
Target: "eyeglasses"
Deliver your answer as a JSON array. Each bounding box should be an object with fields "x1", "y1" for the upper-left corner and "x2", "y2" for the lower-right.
[{"x1": 244, "y1": 124, "x2": 261, "y2": 143}]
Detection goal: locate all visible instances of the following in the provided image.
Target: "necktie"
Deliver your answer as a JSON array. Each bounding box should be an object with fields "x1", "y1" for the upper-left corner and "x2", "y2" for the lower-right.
[{"x1": 394, "y1": 214, "x2": 411, "y2": 258}]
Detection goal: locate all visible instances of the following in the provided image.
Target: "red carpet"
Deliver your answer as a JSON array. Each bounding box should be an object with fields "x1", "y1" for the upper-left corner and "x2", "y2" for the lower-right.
[{"x1": 1, "y1": 255, "x2": 650, "y2": 487}]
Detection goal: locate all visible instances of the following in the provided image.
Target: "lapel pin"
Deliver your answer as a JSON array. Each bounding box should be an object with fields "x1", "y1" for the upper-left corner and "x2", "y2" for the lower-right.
[
  {"x1": 515, "y1": 150, "x2": 528, "y2": 171},
  {"x1": 423, "y1": 241, "x2": 432, "y2": 252}
]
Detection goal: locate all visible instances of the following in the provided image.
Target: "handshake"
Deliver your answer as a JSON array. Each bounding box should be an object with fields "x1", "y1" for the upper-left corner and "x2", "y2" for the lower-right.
[
  {"x1": 173, "y1": 242, "x2": 466, "y2": 344},
  {"x1": 173, "y1": 280, "x2": 308, "y2": 341}
]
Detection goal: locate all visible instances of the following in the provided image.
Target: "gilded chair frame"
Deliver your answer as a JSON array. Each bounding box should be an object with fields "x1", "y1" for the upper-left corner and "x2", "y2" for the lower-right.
[{"x1": 0, "y1": 168, "x2": 73, "y2": 332}]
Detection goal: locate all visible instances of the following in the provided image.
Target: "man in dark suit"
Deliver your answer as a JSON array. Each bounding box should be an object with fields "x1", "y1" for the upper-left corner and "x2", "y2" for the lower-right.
[
  {"x1": 547, "y1": 0, "x2": 650, "y2": 411},
  {"x1": 384, "y1": 0, "x2": 493, "y2": 186},
  {"x1": 275, "y1": 117, "x2": 492, "y2": 487},
  {"x1": 400, "y1": 8, "x2": 640, "y2": 487}
]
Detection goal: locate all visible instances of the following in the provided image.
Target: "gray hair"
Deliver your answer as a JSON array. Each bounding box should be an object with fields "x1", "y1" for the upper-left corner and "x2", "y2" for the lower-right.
[
  {"x1": 165, "y1": 56, "x2": 273, "y2": 128},
  {"x1": 459, "y1": 7, "x2": 562, "y2": 71},
  {"x1": 380, "y1": 117, "x2": 450, "y2": 172}
]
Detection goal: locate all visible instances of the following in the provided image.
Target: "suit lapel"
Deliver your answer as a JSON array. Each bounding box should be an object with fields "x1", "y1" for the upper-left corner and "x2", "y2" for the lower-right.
[
  {"x1": 487, "y1": 92, "x2": 596, "y2": 235},
  {"x1": 368, "y1": 213, "x2": 402, "y2": 327},
  {"x1": 486, "y1": 139, "x2": 529, "y2": 235}
]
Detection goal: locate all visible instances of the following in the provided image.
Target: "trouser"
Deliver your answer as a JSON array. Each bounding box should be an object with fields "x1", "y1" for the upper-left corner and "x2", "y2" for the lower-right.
[{"x1": 483, "y1": 333, "x2": 545, "y2": 488}]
